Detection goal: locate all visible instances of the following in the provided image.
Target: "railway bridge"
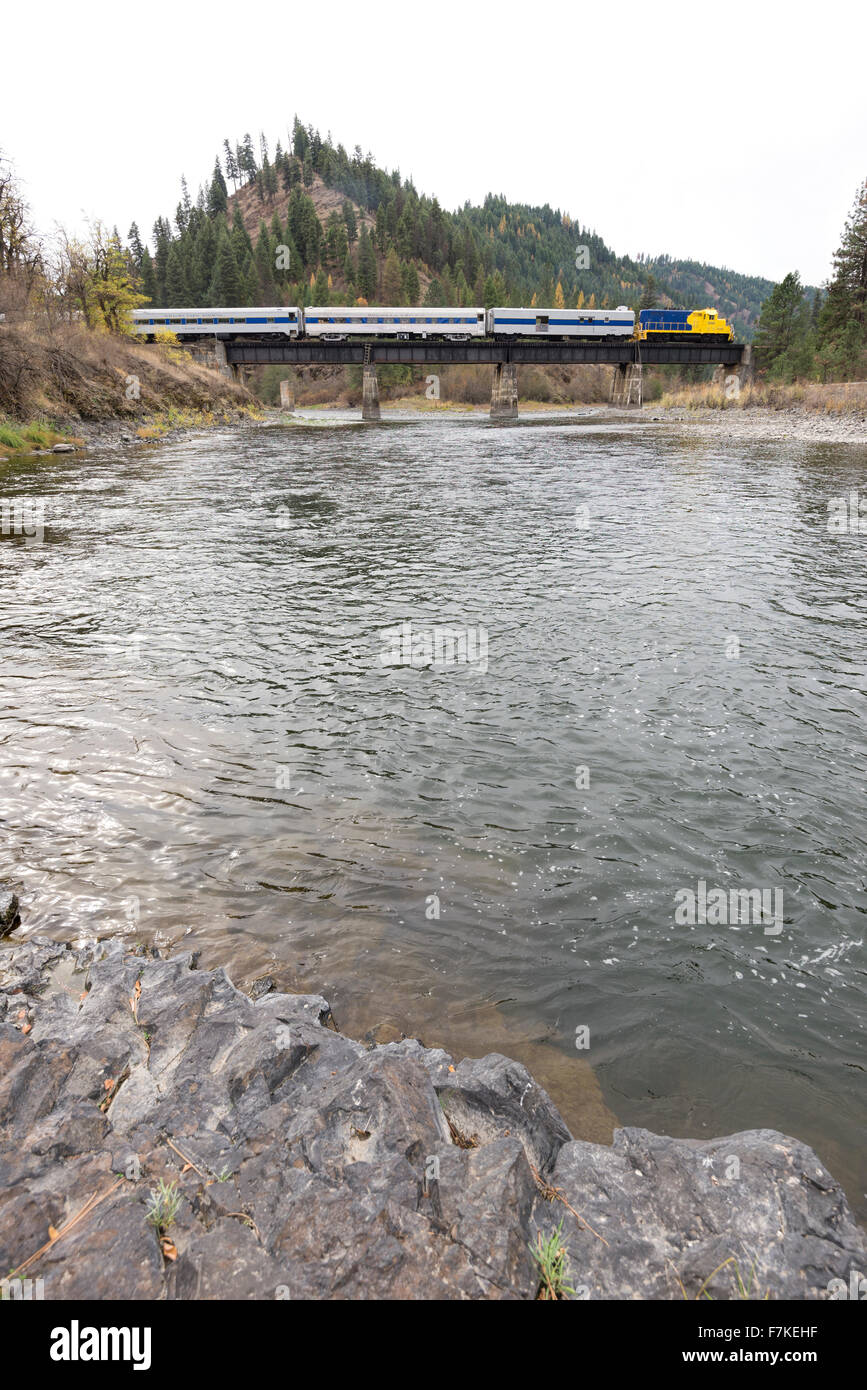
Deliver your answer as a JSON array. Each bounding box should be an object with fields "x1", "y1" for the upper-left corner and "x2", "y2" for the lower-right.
[{"x1": 212, "y1": 338, "x2": 751, "y2": 420}]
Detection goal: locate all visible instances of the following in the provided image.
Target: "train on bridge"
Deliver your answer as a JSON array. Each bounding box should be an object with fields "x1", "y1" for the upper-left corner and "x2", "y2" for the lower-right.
[{"x1": 131, "y1": 304, "x2": 735, "y2": 344}]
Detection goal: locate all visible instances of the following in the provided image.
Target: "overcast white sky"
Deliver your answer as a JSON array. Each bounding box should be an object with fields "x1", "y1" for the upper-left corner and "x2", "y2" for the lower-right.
[{"x1": 3, "y1": 0, "x2": 865, "y2": 287}]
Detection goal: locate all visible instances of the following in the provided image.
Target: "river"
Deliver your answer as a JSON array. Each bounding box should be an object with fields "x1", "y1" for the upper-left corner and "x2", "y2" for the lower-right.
[{"x1": 1, "y1": 409, "x2": 865, "y2": 1218}]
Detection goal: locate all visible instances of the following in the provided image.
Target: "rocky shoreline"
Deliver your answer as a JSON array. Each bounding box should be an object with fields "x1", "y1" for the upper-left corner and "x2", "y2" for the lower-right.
[
  {"x1": 1, "y1": 935, "x2": 863, "y2": 1301},
  {"x1": 659, "y1": 404, "x2": 867, "y2": 446}
]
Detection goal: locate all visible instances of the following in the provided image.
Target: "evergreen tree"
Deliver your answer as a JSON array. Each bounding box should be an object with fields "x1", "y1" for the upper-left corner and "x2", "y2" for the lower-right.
[
  {"x1": 402, "y1": 260, "x2": 420, "y2": 305},
  {"x1": 223, "y1": 139, "x2": 239, "y2": 191},
  {"x1": 210, "y1": 231, "x2": 241, "y2": 305},
  {"x1": 381, "y1": 248, "x2": 403, "y2": 304},
  {"x1": 239, "y1": 133, "x2": 257, "y2": 183},
  {"x1": 254, "y1": 221, "x2": 277, "y2": 301},
  {"x1": 139, "y1": 247, "x2": 157, "y2": 304},
  {"x1": 425, "y1": 277, "x2": 444, "y2": 306},
  {"x1": 356, "y1": 225, "x2": 377, "y2": 300},
  {"x1": 342, "y1": 199, "x2": 357, "y2": 245},
  {"x1": 639, "y1": 273, "x2": 659, "y2": 310},
  {"x1": 754, "y1": 271, "x2": 811, "y2": 375},
  {"x1": 243, "y1": 259, "x2": 259, "y2": 306},
  {"x1": 819, "y1": 178, "x2": 867, "y2": 359},
  {"x1": 127, "y1": 222, "x2": 144, "y2": 267},
  {"x1": 207, "y1": 160, "x2": 228, "y2": 216},
  {"x1": 312, "y1": 267, "x2": 329, "y2": 302},
  {"x1": 231, "y1": 203, "x2": 253, "y2": 266},
  {"x1": 375, "y1": 202, "x2": 388, "y2": 254},
  {"x1": 164, "y1": 242, "x2": 190, "y2": 306}
]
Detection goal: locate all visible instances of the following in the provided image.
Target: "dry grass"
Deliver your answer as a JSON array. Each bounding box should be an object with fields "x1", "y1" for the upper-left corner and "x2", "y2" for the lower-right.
[
  {"x1": 0, "y1": 319, "x2": 252, "y2": 425},
  {"x1": 660, "y1": 379, "x2": 867, "y2": 414},
  {"x1": 277, "y1": 361, "x2": 616, "y2": 409}
]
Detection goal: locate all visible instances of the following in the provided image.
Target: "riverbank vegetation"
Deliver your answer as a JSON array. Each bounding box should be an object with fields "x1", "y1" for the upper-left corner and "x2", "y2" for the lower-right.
[
  {"x1": 658, "y1": 379, "x2": 867, "y2": 413},
  {"x1": 0, "y1": 152, "x2": 251, "y2": 430},
  {"x1": 752, "y1": 182, "x2": 867, "y2": 383}
]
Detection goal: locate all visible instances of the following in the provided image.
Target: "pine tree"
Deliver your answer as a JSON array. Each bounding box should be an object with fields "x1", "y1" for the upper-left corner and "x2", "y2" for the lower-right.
[
  {"x1": 381, "y1": 248, "x2": 403, "y2": 305},
  {"x1": 402, "y1": 260, "x2": 420, "y2": 306},
  {"x1": 210, "y1": 232, "x2": 241, "y2": 305},
  {"x1": 207, "y1": 160, "x2": 228, "y2": 216},
  {"x1": 223, "y1": 139, "x2": 239, "y2": 191},
  {"x1": 243, "y1": 259, "x2": 259, "y2": 306},
  {"x1": 164, "y1": 242, "x2": 190, "y2": 306},
  {"x1": 239, "y1": 133, "x2": 257, "y2": 183},
  {"x1": 342, "y1": 199, "x2": 357, "y2": 245},
  {"x1": 139, "y1": 247, "x2": 157, "y2": 304},
  {"x1": 754, "y1": 272, "x2": 811, "y2": 376},
  {"x1": 375, "y1": 203, "x2": 388, "y2": 254},
  {"x1": 254, "y1": 221, "x2": 277, "y2": 301},
  {"x1": 425, "y1": 278, "x2": 444, "y2": 306},
  {"x1": 819, "y1": 179, "x2": 867, "y2": 359},
  {"x1": 313, "y1": 267, "x2": 329, "y2": 302},
  {"x1": 127, "y1": 222, "x2": 144, "y2": 267},
  {"x1": 356, "y1": 225, "x2": 377, "y2": 300},
  {"x1": 639, "y1": 273, "x2": 658, "y2": 310},
  {"x1": 231, "y1": 204, "x2": 253, "y2": 266}
]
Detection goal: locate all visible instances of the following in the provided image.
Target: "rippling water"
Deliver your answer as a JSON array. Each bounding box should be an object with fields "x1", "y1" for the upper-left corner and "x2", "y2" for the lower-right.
[{"x1": 1, "y1": 411, "x2": 865, "y2": 1215}]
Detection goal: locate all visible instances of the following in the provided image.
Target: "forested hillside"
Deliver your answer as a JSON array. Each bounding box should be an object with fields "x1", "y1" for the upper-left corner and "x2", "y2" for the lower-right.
[{"x1": 131, "y1": 119, "x2": 774, "y2": 338}]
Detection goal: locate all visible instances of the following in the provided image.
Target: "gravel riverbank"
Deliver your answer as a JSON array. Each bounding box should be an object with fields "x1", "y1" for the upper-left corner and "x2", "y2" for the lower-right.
[{"x1": 652, "y1": 405, "x2": 867, "y2": 446}]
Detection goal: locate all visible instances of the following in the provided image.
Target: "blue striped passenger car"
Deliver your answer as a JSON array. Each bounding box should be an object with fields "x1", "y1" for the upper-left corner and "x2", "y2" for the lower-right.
[
  {"x1": 130, "y1": 308, "x2": 301, "y2": 340},
  {"x1": 489, "y1": 306, "x2": 634, "y2": 340}
]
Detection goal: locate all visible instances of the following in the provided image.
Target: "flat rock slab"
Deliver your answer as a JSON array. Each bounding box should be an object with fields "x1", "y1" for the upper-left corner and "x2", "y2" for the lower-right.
[{"x1": 0, "y1": 938, "x2": 863, "y2": 1300}]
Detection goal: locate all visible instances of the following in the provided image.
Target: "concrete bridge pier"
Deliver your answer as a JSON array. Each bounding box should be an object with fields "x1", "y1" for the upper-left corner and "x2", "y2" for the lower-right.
[
  {"x1": 712, "y1": 345, "x2": 754, "y2": 397},
  {"x1": 279, "y1": 377, "x2": 295, "y2": 411},
  {"x1": 214, "y1": 338, "x2": 234, "y2": 381},
  {"x1": 610, "y1": 362, "x2": 642, "y2": 407},
  {"x1": 490, "y1": 362, "x2": 518, "y2": 419},
  {"x1": 362, "y1": 364, "x2": 381, "y2": 421}
]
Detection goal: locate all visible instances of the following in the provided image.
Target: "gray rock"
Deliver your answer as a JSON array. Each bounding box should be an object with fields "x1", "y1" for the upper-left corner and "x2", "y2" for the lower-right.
[
  {"x1": 531, "y1": 1127, "x2": 867, "y2": 1300},
  {"x1": 0, "y1": 940, "x2": 863, "y2": 1301},
  {"x1": 52, "y1": 443, "x2": 75, "y2": 453},
  {"x1": 436, "y1": 1052, "x2": 572, "y2": 1176},
  {"x1": 0, "y1": 889, "x2": 20, "y2": 937}
]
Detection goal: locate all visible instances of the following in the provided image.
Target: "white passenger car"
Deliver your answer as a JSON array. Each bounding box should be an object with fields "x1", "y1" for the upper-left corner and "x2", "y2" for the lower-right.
[
  {"x1": 488, "y1": 306, "x2": 634, "y2": 339},
  {"x1": 130, "y1": 308, "x2": 301, "y2": 339},
  {"x1": 303, "y1": 306, "x2": 486, "y2": 340}
]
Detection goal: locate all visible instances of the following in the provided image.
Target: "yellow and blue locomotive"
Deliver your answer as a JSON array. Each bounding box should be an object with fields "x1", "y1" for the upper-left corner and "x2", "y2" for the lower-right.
[{"x1": 636, "y1": 307, "x2": 734, "y2": 342}]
